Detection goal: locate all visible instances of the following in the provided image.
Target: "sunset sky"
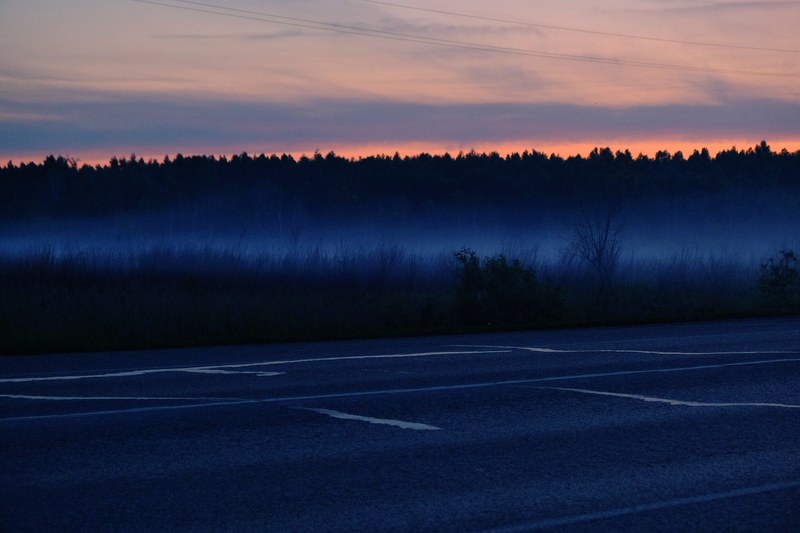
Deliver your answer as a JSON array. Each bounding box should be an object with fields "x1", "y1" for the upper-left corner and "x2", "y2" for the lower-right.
[{"x1": 2, "y1": 0, "x2": 799, "y2": 164}]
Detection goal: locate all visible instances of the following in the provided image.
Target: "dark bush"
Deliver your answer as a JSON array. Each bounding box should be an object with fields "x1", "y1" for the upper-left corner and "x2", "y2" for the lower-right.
[
  {"x1": 757, "y1": 250, "x2": 800, "y2": 313},
  {"x1": 454, "y1": 248, "x2": 562, "y2": 328}
]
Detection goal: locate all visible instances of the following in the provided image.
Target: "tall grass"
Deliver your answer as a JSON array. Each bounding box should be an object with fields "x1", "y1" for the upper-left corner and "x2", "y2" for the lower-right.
[
  {"x1": 0, "y1": 245, "x2": 456, "y2": 354},
  {"x1": 1, "y1": 244, "x2": 794, "y2": 355}
]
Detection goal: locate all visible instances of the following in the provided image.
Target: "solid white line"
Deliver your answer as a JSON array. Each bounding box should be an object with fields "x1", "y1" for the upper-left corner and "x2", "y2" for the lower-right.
[
  {"x1": 449, "y1": 344, "x2": 568, "y2": 353},
  {"x1": 601, "y1": 349, "x2": 799, "y2": 356},
  {"x1": 538, "y1": 387, "x2": 800, "y2": 409},
  {"x1": 0, "y1": 394, "x2": 248, "y2": 402},
  {"x1": 486, "y1": 480, "x2": 800, "y2": 532},
  {"x1": 453, "y1": 344, "x2": 800, "y2": 356},
  {"x1": 3, "y1": 357, "x2": 799, "y2": 422},
  {"x1": 300, "y1": 407, "x2": 440, "y2": 430},
  {"x1": 184, "y1": 369, "x2": 284, "y2": 376},
  {"x1": 0, "y1": 350, "x2": 508, "y2": 383},
  {"x1": 0, "y1": 399, "x2": 261, "y2": 422}
]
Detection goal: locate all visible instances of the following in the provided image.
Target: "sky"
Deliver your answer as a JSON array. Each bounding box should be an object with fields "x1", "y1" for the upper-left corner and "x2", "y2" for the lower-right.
[{"x1": 1, "y1": 0, "x2": 799, "y2": 164}]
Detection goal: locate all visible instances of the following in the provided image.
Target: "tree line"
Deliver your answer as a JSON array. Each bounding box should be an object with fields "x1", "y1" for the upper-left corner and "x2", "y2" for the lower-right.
[{"x1": 2, "y1": 141, "x2": 798, "y2": 220}]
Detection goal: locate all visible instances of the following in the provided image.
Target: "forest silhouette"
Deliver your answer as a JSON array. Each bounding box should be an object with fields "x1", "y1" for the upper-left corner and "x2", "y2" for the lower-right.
[{"x1": 3, "y1": 141, "x2": 798, "y2": 220}]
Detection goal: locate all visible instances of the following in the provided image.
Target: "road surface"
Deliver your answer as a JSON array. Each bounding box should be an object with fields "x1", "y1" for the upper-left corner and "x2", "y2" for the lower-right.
[{"x1": 2, "y1": 317, "x2": 800, "y2": 531}]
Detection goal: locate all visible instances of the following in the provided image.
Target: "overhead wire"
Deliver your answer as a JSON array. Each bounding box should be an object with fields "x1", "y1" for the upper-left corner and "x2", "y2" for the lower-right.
[
  {"x1": 356, "y1": 0, "x2": 800, "y2": 54},
  {"x1": 130, "y1": 0, "x2": 800, "y2": 78}
]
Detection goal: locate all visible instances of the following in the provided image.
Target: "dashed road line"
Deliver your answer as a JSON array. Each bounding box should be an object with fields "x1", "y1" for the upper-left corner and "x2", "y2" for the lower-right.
[
  {"x1": 183, "y1": 369, "x2": 283, "y2": 376},
  {"x1": 299, "y1": 407, "x2": 440, "y2": 430},
  {"x1": 537, "y1": 386, "x2": 800, "y2": 409}
]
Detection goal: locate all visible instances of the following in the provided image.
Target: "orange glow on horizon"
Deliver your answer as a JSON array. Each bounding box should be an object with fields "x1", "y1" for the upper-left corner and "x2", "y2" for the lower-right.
[
  {"x1": 321, "y1": 138, "x2": 800, "y2": 160},
  {"x1": 5, "y1": 137, "x2": 800, "y2": 167}
]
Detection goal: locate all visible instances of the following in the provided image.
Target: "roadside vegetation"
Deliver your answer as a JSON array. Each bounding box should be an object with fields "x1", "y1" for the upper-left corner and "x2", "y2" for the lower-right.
[
  {"x1": 2, "y1": 142, "x2": 798, "y2": 354},
  {"x1": 757, "y1": 250, "x2": 800, "y2": 313},
  {"x1": 1, "y1": 244, "x2": 795, "y2": 355}
]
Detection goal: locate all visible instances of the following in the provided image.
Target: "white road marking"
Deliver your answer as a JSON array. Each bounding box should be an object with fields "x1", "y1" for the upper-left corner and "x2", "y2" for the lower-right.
[
  {"x1": 488, "y1": 479, "x2": 800, "y2": 532},
  {"x1": 453, "y1": 344, "x2": 799, "y2": 356},
  {"x1": 300, "y1": 407, "x2": 440, "y2": 430},
  {"x1": 184, "y1": 369, "x2": 283, "y2": 376},
  {"x1": 3, "y1": 357, "x2": 799, "y2": 422},
  {"x1": 0, "y1": 350, "x2": 507, "y2": 383},
  {"x1": 0, "y1": 394, "x2": 247, "y2": 402},
  {"x1": 0, "y1": 400, "x2": 261, "y2": 422},
  {"x1": 449, "y1": 345, "x2": 566, "y2": 353},
  {"x1": 611, "y1": 348, "x2": 799, "y2": 356},
  {"x1": 538, "y1": 387, "x2": 800, "y2": 409}
]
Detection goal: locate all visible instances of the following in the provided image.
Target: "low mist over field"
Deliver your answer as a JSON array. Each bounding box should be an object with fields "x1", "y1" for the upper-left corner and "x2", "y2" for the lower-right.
[
  {"x1": 2, "y1": 145, "x2": 799, "y2": 353},
  {"x1": 3, "y1": 197, "x2": 798, "y2": 267}
]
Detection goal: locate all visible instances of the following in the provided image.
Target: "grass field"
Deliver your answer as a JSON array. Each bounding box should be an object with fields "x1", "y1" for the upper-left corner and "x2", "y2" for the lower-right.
[{"x1": 3, "y1": 243, "x2": 796, "y2": 355}]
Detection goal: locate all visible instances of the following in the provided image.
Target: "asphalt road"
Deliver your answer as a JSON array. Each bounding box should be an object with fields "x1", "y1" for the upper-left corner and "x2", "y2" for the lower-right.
[{"x1": 2, "y1": 317, "x2": 800, "y2": 532}]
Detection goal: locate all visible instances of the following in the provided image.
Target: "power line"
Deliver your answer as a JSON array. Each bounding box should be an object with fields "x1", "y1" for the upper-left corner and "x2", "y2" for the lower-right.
[
  {"x1": 357, "y1": 0, "x2": 800, "y2": 54},
  {"x1": 130, "y1": 0, "x2": 800, "y2": 78}
]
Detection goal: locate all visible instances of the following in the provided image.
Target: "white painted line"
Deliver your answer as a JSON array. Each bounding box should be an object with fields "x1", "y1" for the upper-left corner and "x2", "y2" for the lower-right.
[
  {"x1": 0, "y1": 367, "x2": 257, "y2": 383},
  {"x1": 215, "y1": 350, "x2": 510, "y2": 369},
  {"x1": 606, "y1": 349, "x2": 799, "y2": 356},
  {"x1": 300, "y1": 407, "x2": 440, "y2": 430},
  {"x1": 184, "y1": 369, "x2": 284, "y2": 377},
  {"x1": 488, "y1": 479, "x2": 800, "y2": 532},
  {"x1": 0, "y1": 399, "x2": 261, "y2": 422},
  {"x1": 449, "y1": 345, "x2": 567, "y2": 353},
  {"x1": 452, "y1": 344, "x2": 800, "y2": 356},
  {"x1": 3, "y1": 357, "x2": 799, "y2": 422},
  {"x1": 0, "y1": 394, "x2": 248, "y2": 402},
  {"x1": 538, "y1": 387, "x2": 800, "y2": 409},
  {"x1": 0, "y1": 350, "x2": 508, "y2": 383}
]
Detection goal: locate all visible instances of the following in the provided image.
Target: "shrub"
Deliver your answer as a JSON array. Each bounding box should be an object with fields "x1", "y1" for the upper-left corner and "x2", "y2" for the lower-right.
[
  {"x1": 757, "y1": 250, "x2": 800, "y2": 313},
  {"x1": 454, "y1": 248, "x2": 562, "y2": 328}
]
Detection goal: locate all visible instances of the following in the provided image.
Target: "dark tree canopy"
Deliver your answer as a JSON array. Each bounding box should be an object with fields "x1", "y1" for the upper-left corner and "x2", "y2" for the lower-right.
[{"x1": 2, "y1": 143, "x2": 798, "y2": 220}]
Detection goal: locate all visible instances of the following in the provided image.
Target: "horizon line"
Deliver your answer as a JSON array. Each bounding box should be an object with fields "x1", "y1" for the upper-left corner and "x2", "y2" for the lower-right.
[{"x1": 5, "y1": 138, "x2": 800, "y2": 167}]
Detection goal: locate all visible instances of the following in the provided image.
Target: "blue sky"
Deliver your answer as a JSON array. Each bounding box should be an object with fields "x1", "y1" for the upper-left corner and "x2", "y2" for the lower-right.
[{"x1": 2, "y1": 0, "x2": 798, "y2": 163}]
